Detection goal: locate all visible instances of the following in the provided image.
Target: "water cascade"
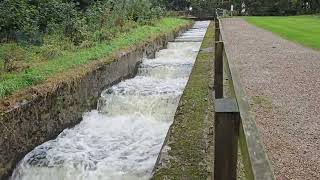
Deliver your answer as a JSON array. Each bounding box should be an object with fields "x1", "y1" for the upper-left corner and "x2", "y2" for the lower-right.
[{"x1": 11, "y1": 21, "x2": 209, "y2": 180}]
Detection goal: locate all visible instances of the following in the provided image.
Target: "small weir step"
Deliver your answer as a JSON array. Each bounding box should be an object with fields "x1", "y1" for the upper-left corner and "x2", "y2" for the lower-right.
[{"x1": 174, "y1": 38, "x2": 204, "y2": 42}]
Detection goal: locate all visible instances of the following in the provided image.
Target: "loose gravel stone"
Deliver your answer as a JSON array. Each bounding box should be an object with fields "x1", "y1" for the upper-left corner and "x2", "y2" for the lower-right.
[{"x1": 221, "y1": 18, "x2": 320, "y2": 180}]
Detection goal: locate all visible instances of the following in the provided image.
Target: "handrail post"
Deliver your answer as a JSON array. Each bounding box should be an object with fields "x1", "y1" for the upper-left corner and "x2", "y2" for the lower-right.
[
  {"x1": 215, "y1": 27, "x2": 220, "y2": 42},
  {"x1": 214, "y1": 41, "x2": 224, "y2": 99},
  {"x1": 215, "y1": 19, "x2": 220, "y2": 29},
  {"x1": 214, "y1": 98, "x2": 240, "y2": 180}
]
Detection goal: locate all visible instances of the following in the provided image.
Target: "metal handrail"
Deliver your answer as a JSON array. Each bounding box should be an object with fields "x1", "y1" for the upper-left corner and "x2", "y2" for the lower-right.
[{"x1": 213, "y1": 13, "x2": 275, "y2": 180}]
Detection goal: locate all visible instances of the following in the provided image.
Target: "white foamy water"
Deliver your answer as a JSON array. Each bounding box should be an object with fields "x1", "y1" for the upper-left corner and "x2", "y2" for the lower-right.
[{"x1": 11, "y1": 21, "x2": 209, "y2": 180}]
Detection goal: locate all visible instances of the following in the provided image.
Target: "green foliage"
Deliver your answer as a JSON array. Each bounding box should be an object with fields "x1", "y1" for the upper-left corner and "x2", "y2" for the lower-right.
[
  {"x1": 190, "y1": 0, "x2": 216, "y2": 17},
  {"x1": 157, "y1": 0, "x2": 320, "y2": 16},
  {"x1": 235, "y1": 0, "x2": 320, "y2": 16},
  {"x1": 0, "y1": 18, "x2": 190, "y2": 98},
  {"x1": 0, "y1": 0, "x2": 38, "y2": 42},
  {"x1": 36, "y1": 0, "x2": 78, "y2": 33},
  {"x1": 0, "y1": 0, "x2": 175, "y2": 98},
  {"x1": 160, "y1": 0, "x2": 191, "y2": 10},
  {"x1": 0, "y1": 0, "x2": 165, "y2": 44},
  {"x1": 41, "y1": 34, "x2": 76, "y2": 52},
  {"x1": 39, "y1": 44, "x2": 63, "y2": 60},
  {"x1": 0, "y1": 44, "x2": 28, "y2": 72}
]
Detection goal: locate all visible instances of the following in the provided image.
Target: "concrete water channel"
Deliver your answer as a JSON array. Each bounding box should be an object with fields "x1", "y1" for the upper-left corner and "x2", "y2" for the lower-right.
[{"x1": 10, "y1": 21, "x2": 210, "y2": 180}]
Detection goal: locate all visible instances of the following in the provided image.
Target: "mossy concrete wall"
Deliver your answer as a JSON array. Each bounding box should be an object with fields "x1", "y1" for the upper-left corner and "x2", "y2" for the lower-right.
[
  {"x1": 0, "y1": 23, "x2": 192, "y2": 180},
  {"x1": 152, "y1": 22, "x2": 215, "y2": 180}
]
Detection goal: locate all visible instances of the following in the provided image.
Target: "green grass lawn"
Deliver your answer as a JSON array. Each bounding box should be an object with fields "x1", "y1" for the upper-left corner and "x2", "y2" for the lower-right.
[
  {"x1": 0, "y1": 18, "x2": 190, "y2": 98},
  {"x1": 245, "y1": 15, "x2": 320, "y2": 50}
]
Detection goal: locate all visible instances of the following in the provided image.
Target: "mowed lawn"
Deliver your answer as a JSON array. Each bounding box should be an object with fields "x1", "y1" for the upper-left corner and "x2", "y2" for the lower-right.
[{"x1": 245, "y1": 16, "x2": 320, "y2": 50}]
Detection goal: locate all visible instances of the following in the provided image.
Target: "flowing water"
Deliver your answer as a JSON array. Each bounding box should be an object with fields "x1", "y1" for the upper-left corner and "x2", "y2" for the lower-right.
[{"x1": 11, "y1": 21, "x2": 209, "y2": 180}]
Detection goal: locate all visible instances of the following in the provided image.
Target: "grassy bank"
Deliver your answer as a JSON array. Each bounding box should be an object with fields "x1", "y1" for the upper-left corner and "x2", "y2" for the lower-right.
[
  {"x1": 245, "y1": 16, "x2": 320, "y2": 50},
  {"x1": 153, "y1": 22, "x2": 214, "y2": 179},
  {"x1": 0, "y1": 18, "x2": 190, "y2": 98}
]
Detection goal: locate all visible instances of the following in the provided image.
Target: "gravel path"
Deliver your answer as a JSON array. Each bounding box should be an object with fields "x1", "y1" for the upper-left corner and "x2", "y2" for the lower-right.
[{"x1": 221, "y1": 18, "x2": 320, "y2": 180}]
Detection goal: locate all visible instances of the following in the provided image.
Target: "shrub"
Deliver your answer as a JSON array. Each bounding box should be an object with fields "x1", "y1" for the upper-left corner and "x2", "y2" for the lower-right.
[
  {"x1": 93, "y1": 28, "x2": 117, "y2": 43},
  {"x1": 39, "y1": 44, "x2": 63, "y2": 60},
  {"x1": 0, "y1": 44, "x2": 28, "y2": 72},
  {"x1": 120, "y1": 20, "x2": 139, "y2": 33},
  {"x1": 0, "y1": 0, "x2": 166, "y2": 45},
  {"x1": 0, "y1": 0, "x2": 38, "y2": 43},
  {"x1": 79, "y1": 40, "x2": 95, "y2": 49}
]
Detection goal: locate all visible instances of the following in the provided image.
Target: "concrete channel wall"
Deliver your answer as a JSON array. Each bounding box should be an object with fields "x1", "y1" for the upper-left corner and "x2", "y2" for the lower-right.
[
  {"x1": 152, "y1": 22, "x2": 215, "y2": 179},
  {"x1": 0, "y1": 24, "x2": 192, "y2": 180}
]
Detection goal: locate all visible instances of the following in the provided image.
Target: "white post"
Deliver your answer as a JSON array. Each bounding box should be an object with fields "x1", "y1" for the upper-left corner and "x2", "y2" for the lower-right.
[{"x1": 231, "y1": 4, "x2": 234, "y2": 16}]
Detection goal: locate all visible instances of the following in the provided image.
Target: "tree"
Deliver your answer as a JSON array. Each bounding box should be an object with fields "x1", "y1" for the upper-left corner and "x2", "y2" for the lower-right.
[
  {"x1": 190, "y1": 0, "x2": 219, "y2": 17},
  {"x1": 0, "y1": 0, "x2": 38, "y2": 41}
]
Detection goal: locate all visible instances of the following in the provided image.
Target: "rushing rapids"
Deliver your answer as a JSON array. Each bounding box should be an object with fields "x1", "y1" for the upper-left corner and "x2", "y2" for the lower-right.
[{"x1": 11, "y1": 21, "x2": 209, "y2": 180}]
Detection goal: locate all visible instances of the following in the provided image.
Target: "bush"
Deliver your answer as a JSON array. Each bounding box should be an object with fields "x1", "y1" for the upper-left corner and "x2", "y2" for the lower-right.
[
  {"x1": 39, "y1": 44, "x2": 63, "y2": 60},
  {"x1": 50, "y1": 35, "x2": 75, "y2": 52},
  {"x1": 0, "y1": 0, "x2": 165, "y2": 45},
  {"x1": 120, "y1": 20, "x2": 139, "y2": 33},
  {"x1": 0, "y1": 0, "x2": 38, "y2": 42},
  {"x1": 79, "y1": 40, "x2": 95, "y2": 49},
  {"x1": 93, "y1": 28, "x2": 117, "y2": 43},
  {"x1": 0, "y1": 44, "x2": 28, "y2": 72}
]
